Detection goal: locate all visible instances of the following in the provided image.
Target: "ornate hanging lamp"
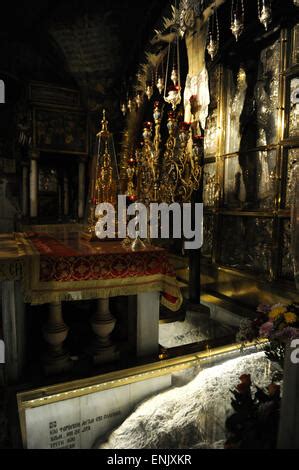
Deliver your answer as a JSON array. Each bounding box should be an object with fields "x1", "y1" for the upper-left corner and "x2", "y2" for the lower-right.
[
  {"x1": 146, "y1": 82, "x2": 153, "y2": 100},
  {"x1": 257, "y1": 0, "x2": 272, "y2": 31},
  {"x1": 230, "y1": 0, "x2": 245, "y2": 42},
  {"x1": 127, "y1": 97, "x2": 133, "y2": 113},
  {"x1": 156, "y1": 76, "x2": 164, "y2": 95},
  {"x1": 156, "y1": 60, "x2": 165, "y2": 95},
  {"x1": 135, "y1": 91, "x2": 143, "y2": 109},
  {"x1": 120, "y1": 102, "x2": 127, "y2": 116},
  {"x1": 207, "y1": 9, "x2": 220, "y2": 60},
  {"x1": 164, "y1": 31, "x2": 181, "y2": 110}
]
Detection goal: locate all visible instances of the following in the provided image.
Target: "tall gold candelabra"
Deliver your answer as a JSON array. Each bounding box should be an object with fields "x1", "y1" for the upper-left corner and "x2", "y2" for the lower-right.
[{"x1": 83, "y1": 110, "x2": 118, "y2": 241}]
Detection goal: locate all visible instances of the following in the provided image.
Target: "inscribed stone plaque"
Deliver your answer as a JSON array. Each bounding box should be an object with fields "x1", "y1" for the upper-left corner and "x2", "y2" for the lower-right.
[{"x1": 25, "y1": 375, "x2": 171, "y2": 449}]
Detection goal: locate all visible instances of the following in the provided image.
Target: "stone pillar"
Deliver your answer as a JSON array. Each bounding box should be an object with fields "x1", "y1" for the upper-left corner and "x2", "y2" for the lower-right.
[
  {"x1": 278, "y1": 147, "x2": 299, "y2": 447},
  {"x1": 42, "y1": 302, "x2": 72, "y2": 376},
  {"x1": 136, "y1": 292, "x2": 160, "y2": 357},
  {"x1": 64, "y1": 176, "x2": 69, "y2": 217},
  {"x1": 187, "y1": 186, "x2": 203, "y2": 308},
  {"x1": 78, "y1": 158, "x2": 86, "y2": 220},
  {"x1": 29, "y1": 149, "x2": 39, "y2": 218},
  {"x1": 90, "y1": 299, "x2": 119, "y2": 365},
  {"x1": 278, "y1": 342, "x2": 299, "y2": 448},
  {"x1": 22, "y1": 162, "x2": 29, "y2": 217},
  {"x1": 1, "y1": 281, "x2": 26, "y2": 384}
]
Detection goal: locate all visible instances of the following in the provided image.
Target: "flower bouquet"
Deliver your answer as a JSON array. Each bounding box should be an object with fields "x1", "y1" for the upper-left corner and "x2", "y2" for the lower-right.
[{"x1": 237, "y1": 303, "x2": 299, "y2": 370}]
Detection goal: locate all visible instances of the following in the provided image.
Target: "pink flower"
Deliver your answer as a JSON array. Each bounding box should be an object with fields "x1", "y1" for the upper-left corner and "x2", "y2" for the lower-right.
[{"x1": 259, "y1": 322, "x2": 274, "y2": 338}]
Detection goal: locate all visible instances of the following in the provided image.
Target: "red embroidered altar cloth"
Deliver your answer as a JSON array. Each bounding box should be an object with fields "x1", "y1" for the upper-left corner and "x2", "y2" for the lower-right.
[{"x1": 14, "y1": 232, "x2": 183, "y2": 311}]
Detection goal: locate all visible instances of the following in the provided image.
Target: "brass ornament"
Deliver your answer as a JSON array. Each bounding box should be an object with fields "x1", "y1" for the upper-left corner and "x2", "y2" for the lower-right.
[
  {"x1": 230, "y1": 0, "x2": 245, "y2": 42},
  {"x1": 257, "y1": 0, "x2": 272, "y2": 31},
  {"x1": 84, "y1": 110, "x2": 118, "y2": 241}
]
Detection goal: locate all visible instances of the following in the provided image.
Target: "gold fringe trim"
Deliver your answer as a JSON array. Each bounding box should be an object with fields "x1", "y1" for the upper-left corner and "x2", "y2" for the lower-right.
[{"x1": 5, "y1": 234, "x2": 183, "y2": 312}]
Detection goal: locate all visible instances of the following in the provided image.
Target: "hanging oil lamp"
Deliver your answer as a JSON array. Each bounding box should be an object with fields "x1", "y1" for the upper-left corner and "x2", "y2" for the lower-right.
[
  {"x1": 156, "y1": 76, "x2": 164, "y2": 95},
  {"x1": 230, "y1": 0, "x2": 245, "y2": 42},
  {"x1": 121, "y1": 103, "x2": 126, "y2": 116},
  {"x1": 165, "y1": 84, "x2": 181, "y2": 111},
  {"x1": 207, "y1": 10, "x2": 220, "y2": 60},
  {"x1": 171, "y1": 68, "x2": 178, "y2": 86},
  {"x1": 164, "y1": 32, "x2": 181, "y2": 111},
  {"x1": 127, "y1": 98, "x2": 133, "y2": 113},
  {"x1": 146, "y1": 83, "x2": 153, "y2": 100},
  {"x1": 258, "y1": 0, "x2": 272, "y2": 31},
  {"x1": 135, "y1": 92, "x2": 143, "y2": 109}
]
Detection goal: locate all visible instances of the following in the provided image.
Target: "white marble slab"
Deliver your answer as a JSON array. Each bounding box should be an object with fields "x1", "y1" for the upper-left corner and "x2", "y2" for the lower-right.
[{"x1": 25, "y1": 375, "x2": 172, "y2": 449}]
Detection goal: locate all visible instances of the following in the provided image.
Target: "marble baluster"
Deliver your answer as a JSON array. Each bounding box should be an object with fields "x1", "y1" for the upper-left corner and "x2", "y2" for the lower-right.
[
  {"x1": 1, "y1": 281, "x2": 26, "y2": 384},
  {"x1": 90, "y1": 299, "x2": 119, "y2": 365},
  {"x1": 42, "y1": 302, "x2": 72, "y2": 375}
]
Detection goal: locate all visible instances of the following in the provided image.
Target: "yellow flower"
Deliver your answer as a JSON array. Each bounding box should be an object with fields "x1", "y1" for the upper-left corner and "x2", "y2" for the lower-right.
[
  {"x1": 269, "y1": 306, "x2": 287, "y2": 320},
  {"x1": 284, "y1": 312, "x2": 297, "y2": 324}
]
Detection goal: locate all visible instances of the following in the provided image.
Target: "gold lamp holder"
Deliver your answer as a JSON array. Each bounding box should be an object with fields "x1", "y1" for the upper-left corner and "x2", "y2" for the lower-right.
[{"x1": 83, "y1": 110, "x2": 118, "y2": 241}]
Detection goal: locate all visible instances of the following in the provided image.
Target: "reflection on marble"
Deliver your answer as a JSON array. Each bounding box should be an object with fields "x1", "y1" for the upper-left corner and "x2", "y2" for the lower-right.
[
  {"x1": 286, "y1": 148, "x2": 299, "y2": 208},
  {"x1": 255, "y1": 40, "x2": 280, "y2": 146},
  {"x1": 294, "y1": 164, "x2": 299, "y2": 290},
  {"x1": 224, "y1": 151, "x2": 276, "y2": 209},
  {"x1": 202, "y1": 214, "x2": 214, "y2": 259},
  {"x1": 220, "y1": 217, "x2": 273, "y2": 273},
  {"x1": 291, "y1": 24, "x2": 299, "y2": 66},
  {"x1": 98, "y1": 353, "x2": 274, "y2": 449},
  {"x1": 290, "y1": 78, "x2": 299, "y2": 137},
  {"x1": 204, "y1": 68, "x2": 220, "y2": 158},
  {"x1": 282, "y1": 219, "x2": 294, "y2": 281},
  {"x1": 204, "y1": 110, "x2": 218, "y2": 157},
  {"x1": 224, "y1": 155, "x2": 246, "y2": 208},
  {"x1": 203, "y1": 163, "x2": 217, "y2": 207},
  {"x1": 225, "y1": 68, "x2": 247, "y2": 154},
  {"x1": 257, "y1": 150, "x2": 277, "y2": 209},
  {"x1": 159, "y1": 311, "x2": 233, "y2": 349}
]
